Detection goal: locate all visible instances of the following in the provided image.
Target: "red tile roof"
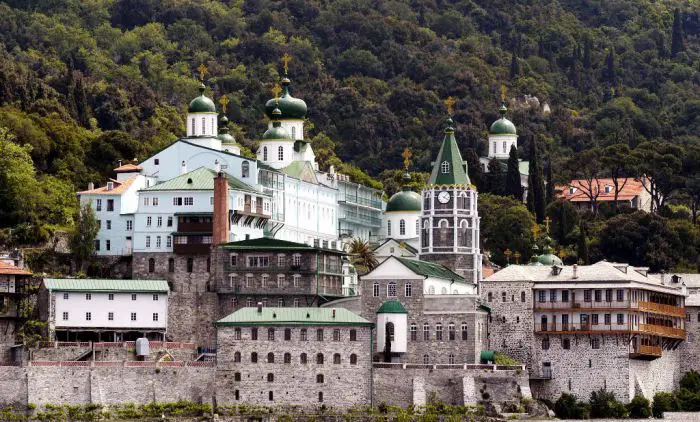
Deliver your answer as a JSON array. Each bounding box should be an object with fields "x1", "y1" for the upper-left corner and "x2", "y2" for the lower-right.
[
  {"x1": 77, "y1": 176, "x2": 137, "y2": 195},
  {"x1": 0, "y1": 262, "x2": 31, "y2": 276},
  {"x1": 556, "y1": 178, "x2": 646, "y2": 202},
  {"x1": 114, "y1": 163, "x2": 142, "y2": 173}
]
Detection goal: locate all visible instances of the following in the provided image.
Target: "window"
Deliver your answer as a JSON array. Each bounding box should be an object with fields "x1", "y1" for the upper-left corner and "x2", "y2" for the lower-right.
[
  {"x1": 436, "y1": 323, "x2": 443, "y2": 341},
  {"x1": 184, "y1": 197, "x2": 193, "y2": 206},
  {"x1": 448, "y1": 323, "x2": 456, "y2": 340},
  {"x1": 152, "y1": 197, "x2": 158, "y2": 206},
  {"x1": 107, "y1": 199, "x2": 114, "y2": 211},
  {"x1": 234, "y1": 370, "x2": 240, "y2": 379},
  {"x1": 251, "y1": 328, "x2": 258, "y2": 340},
  {"x1": 563, "y1": 338, "x2": 571, "y2": 350},
  {"x1": 107, "y1": 293, "x2": 114, "y2": 301},
  {"x1": 187, "y1": 258, "x2": 194, "y2": 273},
  {"x1": 440, "y1": 161, "x2": 450, "y2": 174},
  {"x1": 85, "y1": 293, "x2": 92, "y2": 300},
  {"x1": 591, "y1": 338, "x2": 601, "y2": 349},
  {"x1": 284, "y1": 328, "x2": 291, "y2": 341},
  {"x1": 399, "y1": 219, "x2": 406, "y2": 235},
  {"x1": 584, "y1": 290, "x2": 592, "y2": 302},
  {"x1": 268, "y1": 328, "x2": 275, "y2": 341},
  {"x1": 448, "y1": 354, "x2": 455, "y2": 364},
  {"x1": 333, "y1": 353, "x2": 341, "y2": 364},
  {"x1": 387, "y1": 282, "x2": 397, "y2": 297},
  {"x1": 234, "y1": 390, "x2": 239, "y2": 400},
  {"x1": 62, "y1": 312, "x2": 68, "y2": 320},
  {"x1": 148, "y1": 258, "x2": 155, "y2": 273},
  {"x1": 318, "y1": 392, "x2": 323, "y2": 403},
  {"x1": 542, "y1": 337, "x2": 550, "y2": 350},
  {"x1": 106, "y1": 220, "x2": 111, "y2": 230},
  {"x1": 333, "y1": 329, "x2": 340, "y2": 341},
  {"x1": 63, "y1": 293, "x2": 69, "y2": 300},
  {"x1": 94, "y1": 239, "x2": 100, "y2": 251},
  {"x1": 550, "y1": 290, "x2": 556, "y2": 302},
  {"x1": 461, "y1": 323, "x2": 468, "y2": 340},
  {"x1": 167, "y1": 216, "x2": 173, "y2": 227},
  {"x1": 130, "y1": 312, "x2": 136, "y2": 321},
  {"x1": 263, "y1": 146, "x2": 268, "y2": 161},
  {"x1": 561, "y1": 290, "x2": 569, "y2": 302},
  {"x1": 616, "y1": 290, "x2": 624, "y2": 302},
  {"x1": 153, "y1": 313, "x2": 159, "y2": 322},
  {"x1": 538, "y1": 291, "x2": 546, "y2": 302},
  {"x1": 251, "y1": 352, "x2": 258, "y2": 363},
  {"x1": 131, "y1": 294, "x2": 137, "y2": 301},
  {"x1": 145, "y1": 236, "x2": 151, "y2": 248},
  {"x1": 95, "y1": 199, "x2": 102, "y2": 211},
  {"x1": 316, "y1": 353, "x2": 324, "y2": 364},
  {"x1": 278, "y1": 146, "x2": 284, "y2": 161},
  {"x1": 405, "y1": 282, "x2": 412, "y2": 297},
  {"x1": 617, "y1": 314, "x2": 624, "y2": 325},
  {"x1": 293, "y1": 274, "x2": 300, "y2": 288},
  {"x1": 201, "y1": 117, "x2": 205, "y2": 134},
  {"x1": 373, "y1": 282, "x2": 379, "y2": 297},
  {"x1": 350, "y1": 354, "x2": 358, "y2": 365},
  {"x1": 300, "y1": 353, "x2": 307, "y2": 364},
  {"x1": 168, "y1": 258, "x2": 175, "y2": 272},
  {"x1": 293, "y1": 298, "x2": 300, "y2": 307},
  {"x1": 521, "y1": 291, "x2": 526, "y2": 302},
  {"x1": 146, "y1": 216, "x2": 152, "y2": 227},
  {"x1": 387, "y1": 220, "x2": 391, "y2": 236},
  {"x1": 267, "y1": 352, "x2": 274, "y2": 363},
  {"x1": 488, "y1": 292, "x2": 492, "y2": 302},
  {"x1": 173, "y1": 197, "x2": 183, "y2": 206},
  {"x1": 86, "y1": 312, "x2": 92, "y2": 321},
  {"x1": 234, "y1": 329, "x2": 241, "y2": 341},
  {"x1": 247, "y1": 256, "x2": 270, "y2": 267},
  {"x1": 423, "y1": 323, "x2": 429, "y2": 341},
  {"x1": 604, "y1": 314, "x2": 611, "y2": 325},
  {"x1": 605, "y1": 289, "x2": 613, "y2": 302},
  {"x1": 300, "y1": 329, "x2": 307, "y2": 341},
  {"x1": 316, "y1": 329, "x2": 324, "y2": 341},
  {"x1": 416, "y1": 219, "x2": 420, "y2": 235},
  {"x1": 594, "y1": 290, "x2": 602, "y2": 302},
  {"x1": 108, "y1": 312, "x2": 114, "y2": 321},
  {"x1": 261, "y1": 274, "x2": 268, "y2": 287},
  {"x1": 502, "y1": 292, "x2": 507, "y2": 302},
  {"x1": 277, "y1": 255, "x2": 285, "y2": 267},
  {"x1": 277, "y1": 274, "x2": 284, "y2": 287},
  {"x1": 423, "y1": 354, "x2": 430, "y2": 364},
  {"x1": 126, "y1": 220, "x2": 133, "y2": 231},
  {"x1": 592, "y1": 314, "x2": 599, "y2": 325},
  {"x1": 241, "y1": 161, "x2": 249, "y2": 178},
  {"x1": 284, "y1": 353, "x2": 291, "y2": 363}
]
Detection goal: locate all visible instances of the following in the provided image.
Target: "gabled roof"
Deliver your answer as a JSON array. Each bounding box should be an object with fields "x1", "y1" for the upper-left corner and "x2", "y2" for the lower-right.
[
  {"x1": 220, "y1": 237, "x2": 345, "y2": 254},
  {"x1": 282, "y1": 161, "x2": 318, "y2": 184},
  {"x1": 216, "y1": 307, "x2": 371, "y2": 327},
  {"x1": 556, "y1": 178, "x2": 647, "y2": 202},
  {"x1": 394, "y1": 256, "x2": 464, "y2": 282},
  {"x1": 428, "y1": 120, "x2": 470, "y2": 186},
  {"x1": 141, "y1": 167, "x2": 261, "y2": 195},
  {"x1": 44, "y1": 278, "x2": 169, "y2": 293},
  {"x1": 77, "y1": 176, "x2": 137, "y2": 195},
  {"x1": 0, "y1": 262, "x2": 31, "y2": 276},
  {"x1": 373, "y1": 238, "x2": 418, "y2": 255}
]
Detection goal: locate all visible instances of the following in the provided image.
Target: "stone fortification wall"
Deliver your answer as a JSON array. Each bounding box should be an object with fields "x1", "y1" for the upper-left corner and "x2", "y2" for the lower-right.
[
  {"x1": 372, "y1": 366, "x2": 529, "y2": 408},
  {"x1": 0, "y1": 365, "x2": 215, "y2": 407},
  {"x1": 629, "y1": 348, "x2": 681, "y2": 400},
  {"x1": 32, "y1": 342, "x2": 198, "y2": 362},
  {"x1": 680, "y1": 306, "x2": 700, "y2": 374},
  {"x1": 167, "y1": 292, "x2": 218, "y2": 345}
]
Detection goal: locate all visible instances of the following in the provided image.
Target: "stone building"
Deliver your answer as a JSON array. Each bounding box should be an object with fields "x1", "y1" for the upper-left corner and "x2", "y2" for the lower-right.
[
  {"x1": 481, "y1": 261, "x2": 687, "y2": 402},
  {"x1": 0, "y1": 261, "x2": 32, "y2": 361},
  {"x1": 215, "y1": 306, "x2": 373, "y2": 408}
]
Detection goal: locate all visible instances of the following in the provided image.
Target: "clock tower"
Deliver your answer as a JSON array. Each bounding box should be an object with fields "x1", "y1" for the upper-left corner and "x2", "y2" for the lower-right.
[{"x1": 419, "y1": 106, "x2": 482, "y2": 285}]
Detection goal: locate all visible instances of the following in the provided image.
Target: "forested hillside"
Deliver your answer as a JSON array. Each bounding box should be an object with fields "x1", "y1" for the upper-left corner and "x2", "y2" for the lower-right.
[{"x1": 0, "y1": 0, "x2": 698, "y2": 270}]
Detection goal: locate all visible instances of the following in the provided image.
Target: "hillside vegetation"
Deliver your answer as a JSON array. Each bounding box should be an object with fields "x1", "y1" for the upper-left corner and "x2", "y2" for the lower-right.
[{"x1": 0, "y1": 0, "x2": 697, "y2": 270}]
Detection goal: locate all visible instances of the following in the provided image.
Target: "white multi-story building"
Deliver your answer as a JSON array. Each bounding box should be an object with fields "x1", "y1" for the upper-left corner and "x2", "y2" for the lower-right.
[{"x1": 44, "y1": 278, "x2": 170, "y2": 341}]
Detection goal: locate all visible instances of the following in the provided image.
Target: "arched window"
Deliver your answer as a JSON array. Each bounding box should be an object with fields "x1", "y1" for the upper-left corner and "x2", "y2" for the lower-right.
[
  {"x1": 300, "y1": 353, "x2": 307, "y2": 364},
  {"x1": 268, "y1": 328, "x2": 275, "y2": 340},
  {"x1": 350, "y1": 354, "x2": 358, "y2": 364},
  {"x1": 373, "y1": 282, "x2": 379, "y2": 297},
  {"x1": 168, "y1": 258, "x2": 175, "y2": 273},
  {"x1": 423, "y1": 323, "x2": 430, "y2": 341},
  {"x1": 148, "y1": 258, "x2": 155, "y2": 273},
  {"x1": 263, "y1": 146, "x2": 268, "y2": 161},
  {"x1": 278, "y1": 146, "x2": 284, "y2": 161},
  {"x1": 428, "y1": 286, "x2": 435, "y2": 294},
  {"x1": 423, "y1": 354, "x2": 430, "y2": 364},
  {"x1": 441, "y1": 161, "x2": 450, "y2": 174},
  {"x1": 438, "y1": 219, "x2": 449, "y2": 228},
  {"x1": 405, "y1": 282, "x2": 412, "y2": 297},
  {"x1": 448, "y1": 323, "x2": 456, "y2": 340},
  {"x1": 267, "y1": 373, "x2": 274, "y2": 382},
  {"x1": 436, "y1": 323, "x2": 443, "y2": 340},
  {"x1": 284, "y1": 328, "x2": 291, "y2": 341},
  {"x1": 410, "y1": 323, "x2": 417, "y2": 341},
  {"x1": 386, "y1": 322, "x2": 395, "y2": 342},
  {"x1": 461, "y1": 323, "x2": 468, "y2": 340},
  {"x1": 441, "y1": 287, "x2": 447, "y2": 294},
  {"x1": 267, "y1": 352, "x2": 275, "y2": 363},
  {"x1": 234, "y1": 352, "x2": 241, "y2": 363},
  {"x1": 201, "y1": 117, "x2": 206, "y2": 135},
  {"x1": 333, "y1": 353, "x2": 341, "y2": 364},
  {"x1": 448, "y1": 354, "x2": 455, "y2": 364},
  {"x1": 251, "y1": 352, "x2": 258, "y2": 363},
  {"x1": 488, "y1": 292, "x2": 493, "y2": 302},
  {"x1": 284, "y1": 353, "x2": 291, "y2": 363},
  {"x1": 318, "y1": 392, "x2": 324, "y2": 402},
  {"x1": 387, "y1": 220, "x2": 392, "y2": 236},
  {"x1": 316, "y1": 374, "x2": 324, "y2": 383},
  {"x1": 241, "y1": 161, "x2": 249, "y2": 178},
  {"x1": 387, "y1": 281, "x2": 397, "y2": 297},
  {"x1": 291, "y1": 126, "x2": 296, "y2": 139},
  {"x1": 416, "y1": 219, "x2": 420, "y2": 235},
  {"x1": 316, "y1": 353, "x2": 324, "y2": 364},
  {"x1": 399, "y1": 219, "x2": 406, "y2": 235}
]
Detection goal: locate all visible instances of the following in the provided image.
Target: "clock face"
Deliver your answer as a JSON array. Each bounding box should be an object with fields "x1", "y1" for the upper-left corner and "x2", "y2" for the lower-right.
[{"x1": 437, "y1": 191, "x2": 451, "y2": 204}]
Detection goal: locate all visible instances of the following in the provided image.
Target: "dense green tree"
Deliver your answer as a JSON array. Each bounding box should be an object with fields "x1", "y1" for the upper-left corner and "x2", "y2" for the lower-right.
[
  {"x1": 528, "y1": 139, "x2": 546, "y2": 223},
  {"x1": 347, "y1": 238, "x2": 378, "y2": 274},
  {"x1": 485, "y1": 159, "x2": 506, "y2": 196},
  {"x1": 505, "y1": 146, "x2": 522, "y2": 201},
  {"x1": 546, "y1": 200, "x2": 580, "y2": 246},
  {"x1": 600, "y1": 144, "x2": 632, "y2": 213},
  {"x1": 545, "y1": 157, "x2": 554, "y2": 205},
  {"x1": 465, "y1": 149, "x2": 483, "y2": 190},
  {"x1": 631, "y1": 142, "x2": 683, "y2": 213},
  {"x1": 577, "y1": 221, "x2": 590, "y2": 265},
  {"x1": 589, "y1": 389, "x2": 627, "y2": 418},
  {"x1": 69, "y1": 203, "x2": 99, "y2": 273},
  {"x1": 671, "y1": 8, "x2": 685, "y2": 58},
  {"x1": 566, "y1": 149, "x2": 603, "y2": 215},
  {"x1": 478, "y1": 194, "x2": 535, "y2": 267}
]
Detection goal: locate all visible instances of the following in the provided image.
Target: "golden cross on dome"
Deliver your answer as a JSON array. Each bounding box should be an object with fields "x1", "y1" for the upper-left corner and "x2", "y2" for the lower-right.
[
  {"x1": 532, "y1": 224, "x2": 541, "y2": 239},
  {"x1": 501, "y1": 84, "x2": 508, "y2": 102},
  {"x1": 271, "y1": 84, "x2": 282, "y2": 101},
  {"x1": 444, "y1": 96, "x2": 456, "y2": 116},
  {"x1": 282, "y1": 53, "x2": 292, "y2": 75},
  {"x1": 402, "y1": 148, "x2": 412, "y2": 169},
  {"x1": 198, "y1": 64, "x2": 207, "y2": 81},
  {"x1": 544, "y1": 216, "x2": 552, "y2": 233},
  {"x1": 219, "y1": 95, "x2": 229, "y2": 113}
]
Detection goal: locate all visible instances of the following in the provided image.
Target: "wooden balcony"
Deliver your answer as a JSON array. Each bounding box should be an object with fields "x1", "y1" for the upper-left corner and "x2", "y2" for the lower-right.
[
  {"x1": 638, "y1": 324, "x2": 686, "y2": 339},
  {"x1": 636, "y1": 301, "x2": 685, "y2": 317},
  {"x1": 630, "y1": 345, "x2": 662, "y2": 360},
  {"x1": 534, "y1": 301, "x2": 631, "y2": 312},
  {"x1": 535, "y1": 322, "x2": 630, "y2": 335}
]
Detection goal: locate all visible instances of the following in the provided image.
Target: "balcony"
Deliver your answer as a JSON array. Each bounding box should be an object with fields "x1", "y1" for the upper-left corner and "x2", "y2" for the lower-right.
[
  {"x1": 534, "y1": 300, "x2": 631, "y2": 311},
  {"x1": 630, "y1": 345, "x2": 662, "y2": 360},
  {"x1": 223, "y1": 264, "x2": 314, "y2": 273},
  {"x1": 338, "y1": 194, "x2": 383, "y2": 210},
  {"x1": 638, "y1": 324, "x2": 685, "y2": 339},
  {"x1": 339, "y1": 210, "x2": 382, "y2": 227},
  {"x1": 636, "y1": 301, "x2": 685, "y2": 318},
  {"x1": 535, "y1": 322, "x2": 630, "y2": 335}
]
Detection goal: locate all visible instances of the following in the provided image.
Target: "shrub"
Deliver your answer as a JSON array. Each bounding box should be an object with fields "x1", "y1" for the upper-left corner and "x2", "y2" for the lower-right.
[
  {"x1": 653, "y1": 392, "x2": 679, "y2": 418},
  {"x1": 493, "y1": 352, "x2": 521, "y2": 365},
  {"x1": 680, "y1": 370, "x2": 700, "y2": 393},
  {"x1": 554, "y1": 393, "x2": 589, "y2": 419},
  {"x1": 589, "y1": 389, "x2": 627, "y2": 418},
  {"x1": 627, "y1": 395, "x2": 651, "y2": 418}
]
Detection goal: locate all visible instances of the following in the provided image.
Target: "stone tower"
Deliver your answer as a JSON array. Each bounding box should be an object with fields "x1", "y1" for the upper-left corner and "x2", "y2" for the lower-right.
[{"x1": 419, "y1": 113, "x2": 482, "y2": 285}]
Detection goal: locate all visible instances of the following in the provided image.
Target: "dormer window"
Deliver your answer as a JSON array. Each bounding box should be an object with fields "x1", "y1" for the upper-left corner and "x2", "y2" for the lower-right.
[
  {"x1": 441, "y1": 161, "x2": 450, "y2": 174},
  {"x1": 551, "y1": 265, "x2": 562, "y2": 276},
  {"x1": 604, "y1": 185, "x2": 612, "y2": 193},
  {"x1": 569, "y1": 186, "x2": 577, "y2": 195},
  {"x1": 106, "y1": 182, "x2": 114, "y2": 191}
]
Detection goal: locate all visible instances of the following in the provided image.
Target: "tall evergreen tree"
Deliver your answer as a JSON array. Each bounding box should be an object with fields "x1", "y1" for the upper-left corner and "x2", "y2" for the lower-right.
[
  {"x1": 577, "y1": 221, "x2": 589, "y2": 265},
  {"x1": 526, "y1": 173, "x2": 534, "y2": 213},
  {"x1": 604, "y1": 48, "x2": 617, "y2": 86},
  {"x1": 546, "y1": 157, "x2": 554, "y2": 205},
  {"x1": 465, "y1": 148, "x2": 483, "y2": 190},
  {"x1": 506, "y1": 145, "x2": 522, "y2": 201},
  {"x1": 487, "y1": 158, "x2": 506, "y2": 196},
  {"x1": 528, "y1": 139, "x2": 546, "y2": 223},
  {"x1": 583, "y1": 39, "x2": 592, "y2": 69},
  {"x1": 671, "y1": 8, "x2": 685, "y2": 58},
  {"x1": 568, "y1": 45, "x2": 581, "y2": 89},
  {"x1": 510, "y1": 50, "x2": 520, "y2": 79}
]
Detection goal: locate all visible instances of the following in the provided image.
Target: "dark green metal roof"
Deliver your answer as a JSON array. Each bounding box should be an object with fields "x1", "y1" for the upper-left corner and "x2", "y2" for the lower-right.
[
  {"x1": 428, "y1": 118, "x2": 470, "y2": 186},
  {"x1": 264, "y1": 78, "x2": 307, "y2": 120},
  {"x1": 394, "y1": 256, "x2": 464, "y2": 282},
  {"x1": 490, "y1": 118, "x2": 517, "y2": 135},
  {"x1": 141, "y1": 167, "x2": 261, "y2": 195},
  {"x1": 188, "y1": 84, "x2": 216, "y2": 113},
  {"x1": 44, "y1": 278, "x2": 169, "y2": 293},
  {"x1": 376, "y1": 300, "x2": 408, "y2": 314},
  {"x1": 386, "y1": 189, "x2": 421, "y2": 212},
  {"x1": 262, "y1": 124, "x2": 291, "y2": 140},
  {"x1": 216, "y1": 307, "x2": 371, "y2": 327}
]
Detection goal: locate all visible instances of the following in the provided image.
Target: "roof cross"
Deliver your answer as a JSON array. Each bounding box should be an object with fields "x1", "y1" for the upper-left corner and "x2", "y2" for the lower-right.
[
  {"x1": 402, "y1": 148, "x2": 412, "y2": 170},
  {"x1": 501, "y1": 84, "x2": 508, "y2": 102},
  {"x1": 219, "y1": 95, "x2": 229, "y2": 113},
  {"x1": 198, "y1": 64, "x2": 207, "y2": 81},
  {"x1": 271, "y1": 84, "x2": 282, "y2": 101},
  {"x1": 544, "y1": 216, "x2": 552, "y2": 233},
  {"x1": 282, "y1": 53, "x2": 292, "y2": 75},
  {"x1": 531, "y1": 224, "x2": 541, "y2": 240},
  {"x1": 444, "y1": 96, "x2": 456, "y2": 116}
]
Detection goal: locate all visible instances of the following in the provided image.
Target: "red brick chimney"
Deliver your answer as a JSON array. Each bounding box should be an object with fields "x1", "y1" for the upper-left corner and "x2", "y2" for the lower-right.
[{"x1": 212, "y1": 169, "x2": 229, "y2": 246}]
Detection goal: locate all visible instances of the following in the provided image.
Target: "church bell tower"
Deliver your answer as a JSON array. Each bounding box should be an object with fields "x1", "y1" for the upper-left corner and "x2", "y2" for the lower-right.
[{"x1": 419, "y1": 98, "x2": 482, "y2": 284}]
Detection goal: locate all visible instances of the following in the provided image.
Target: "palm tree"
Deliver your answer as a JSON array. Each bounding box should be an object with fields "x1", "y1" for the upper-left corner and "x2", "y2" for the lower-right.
[{"x1": 347, "y1": 238, "x2": 379, "y2": 274}]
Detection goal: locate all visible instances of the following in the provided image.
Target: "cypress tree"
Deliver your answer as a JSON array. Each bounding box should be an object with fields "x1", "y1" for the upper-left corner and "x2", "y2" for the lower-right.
[
  {"x1": 577, "y1": 222, "x2": 589, "y2": 265},
  {"x1": 465, "y1": 148, "x2": 483, "y2": 190},
  {"x1": 583, "y1": 39, "x2": 592, "y2": 69},
  {"x1": 506, "y1": 145, "x2": 522, "y2": 201},
  {"x1": 671, "y1": 8, "x2": 685, "y2": 58},
  {"x1": 569, "y1": 46, "x2": 581, "y2": 89},
  {"x1": 604, "y1": 48, "x2": 617, "y2": 86},
  {"x1": 487, "y1": 158, "x2": 505, "y2": 196},
  {"x1": 529, "y1": 139, "x2": 546, "y2": 223},
  {"x1": 510, "y1": 50, "x2": 520, "y2": 79},
  {"x1": 546, "y1": 157, "x2": 554, "y2": 205},
  {"x1": 526, "y1": 173, "x2": 534, "y2": 213}
]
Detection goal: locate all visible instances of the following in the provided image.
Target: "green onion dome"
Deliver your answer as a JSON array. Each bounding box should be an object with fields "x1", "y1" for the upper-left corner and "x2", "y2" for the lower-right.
[
  {"x1": 536, "y1": 236, "x2": 562, "y2": 266},
  {"x1": 217, "y1": 115, "x2": 236, "y2": 144},
  {"x1": 489, "y1": 103, "x2": 517, "y2": 135},
  {"x1": 264, "y1": 78, "x2": 307, "y2": 120},
  {"x1": 386, "y1": 189, "x2": 421, "y2": 212},
  {"x1": 188, "y1": 83, "x2": 216, "y2": 113},
  {"x1": 262, "y1": 108, "x2": 292, "y2": 140}
]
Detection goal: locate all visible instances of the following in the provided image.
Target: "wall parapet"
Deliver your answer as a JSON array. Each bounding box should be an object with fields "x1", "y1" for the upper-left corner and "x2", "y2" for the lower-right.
[
  {"x1": 27, "y1": 360, "x2": 214, "y2": 368},
  {"x1": 372, "y1": 362, "x2": 524, "y2": 371}
]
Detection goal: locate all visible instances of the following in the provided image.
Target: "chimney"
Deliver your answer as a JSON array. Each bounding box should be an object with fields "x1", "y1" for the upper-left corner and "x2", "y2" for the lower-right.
[
  {"x1": 118, "y1": 160, "x2": 122, "y2": 168},
  {"x1": 181, "y1": 160, "x2": 187, "y2": 174},
  {"x1": 215, "y1": 159, "x2": 221, "y2": 173},
  {"x1": 332, "y1": 308, "x2": 336, "y2": 318},
  {"x1": 87, "y1": 182, "x2": 94, "y2": 190},
  {"x1": 572, "y1": 264, "x2": 578, "y2": 279},
  {"x1": 660, "y1": 271, "x2": 665, "y2": 285},
  {"x1": 212, "y1": 171, "x2": 230, "y2": 246},
  {"x1": 257, "y1": 302, "x2": 263, "y2": 313},
  {"x1": 329, "y1": 165, "x2": 335, "y2": 175}
]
